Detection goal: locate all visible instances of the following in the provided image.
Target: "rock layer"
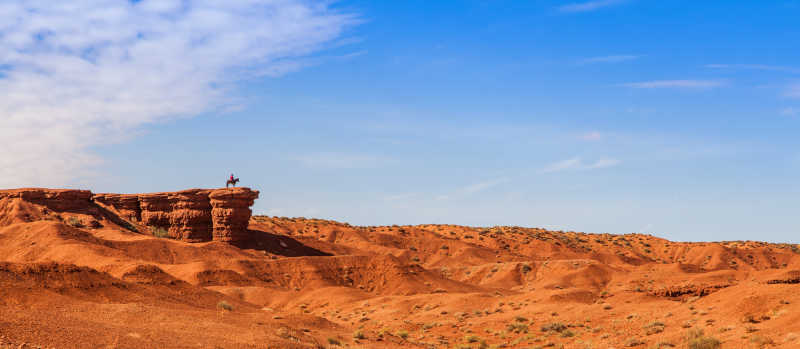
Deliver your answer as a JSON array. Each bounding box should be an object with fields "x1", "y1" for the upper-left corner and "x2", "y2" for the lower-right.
[
  {"x1": 209, "y1": 188, "x2": 260, "y2": 242},
  {"x1": 96, "y1": 188, "x2": 259, "y2": 243},
  {"x1": 2, "y1": 188, "x2": 259, "y2": 243},
  {"x1": 138, "y1": 189, "x2": 214, "y2": 242},
  {"x1": 0, "y1": 188, "x2": 93, "y2": 212}
]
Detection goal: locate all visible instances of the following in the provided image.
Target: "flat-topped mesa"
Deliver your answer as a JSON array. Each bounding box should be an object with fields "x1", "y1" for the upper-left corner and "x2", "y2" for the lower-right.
[{"x1": 93, "y1": 188, "x2": 259, "y2": 243}]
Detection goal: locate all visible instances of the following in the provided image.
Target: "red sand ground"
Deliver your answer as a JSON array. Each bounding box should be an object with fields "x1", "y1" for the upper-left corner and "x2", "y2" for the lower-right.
[{"x1": 1, "y1": 190, "x2": 800, "y2": 348}]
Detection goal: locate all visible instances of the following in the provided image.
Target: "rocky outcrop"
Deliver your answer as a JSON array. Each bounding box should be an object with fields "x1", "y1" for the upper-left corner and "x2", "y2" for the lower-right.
[
  {"x1": 0, "y1": 188, "x2": 93, "y2": 212},
  {"x1": 92, "y1": 194, "x2": 142, "y2": 222},
  {"x1": 138, "y1": 189, "x2": 214, "y2": 242},
  {"x1": 209, "y1": 187, "x2": 259, "y2": 242},
  {"x1": 95, "y1": 188, "x2": 259, "y2": 243}
]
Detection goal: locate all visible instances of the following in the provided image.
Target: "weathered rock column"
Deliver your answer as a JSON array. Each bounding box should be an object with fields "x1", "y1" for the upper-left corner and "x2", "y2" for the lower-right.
[{"x1": 209, "y1": 188, "x2": 259, "y2": 243}]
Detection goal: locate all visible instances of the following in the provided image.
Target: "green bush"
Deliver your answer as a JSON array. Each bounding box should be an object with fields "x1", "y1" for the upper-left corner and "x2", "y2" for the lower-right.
[
  {"x1": 67, "y1": 217, "x2": 84, "y2": 228},
  {"x1": 353, "y1": 330, "x2": 365, "y2": 339},
  {"x1": 151, "y1": 226, "x2": 170, "y2": 238}
]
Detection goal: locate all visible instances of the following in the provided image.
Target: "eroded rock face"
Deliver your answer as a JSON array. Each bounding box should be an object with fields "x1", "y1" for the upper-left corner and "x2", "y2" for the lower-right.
[
  {"x1": 93, "y1": 188, "x2": 259, "y2": 243},
  {"x1": 138, "y1": 189, "x2": 214, "y2": 242},
  {"x1": 93, "y1": 194, "x2": 142, "y2": 222},
  {"x1": 209, "y1": 187, "x2": 259, "y2": 243},
  {"x1": 0, "y1": 188, "x2": 93, "y2": 212}
]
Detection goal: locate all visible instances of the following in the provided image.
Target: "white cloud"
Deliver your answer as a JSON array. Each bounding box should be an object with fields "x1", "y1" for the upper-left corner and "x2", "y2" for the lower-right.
[
  {"x1": 461, "y1": 177, "x2": 509, "y2": 195},
  {"x1": 294, "y1": 152, "x2": 386, "y2": 169},
  {"x1": 706, "y1": 64, "x2": 800, "y2": 74},
  {"x1": 540, "y1": 157, "x2": 620, "y2": 173},
  {"x1": 558, "y1": 0, "x2": 626, "y2": 13},
  {"x1": 621, "y1": 80, "x2": 725, "y2": 90},
  {"x1": 0, "y1": 0, "x2": 356, "y2": 188},
  {"x1": 781, "y1": 107, "x2": 799, "y2": 116},
  {"x1": 580, "y1": 55, "x2": 640, "y2": 64},
  {"x1": 587, "y1": 158, "x2": 621, "y2": 169}
]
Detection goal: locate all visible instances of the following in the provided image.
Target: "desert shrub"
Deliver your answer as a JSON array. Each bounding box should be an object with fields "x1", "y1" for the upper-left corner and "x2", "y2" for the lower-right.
[
  {"x1": 515, "y1": 316, "x2": 529, "y2": 323},
  {"x1": 560, "y1": 329, "x2": 575, "y2": 337},
  {"x1": 327, "y1": 337, "x2": 341, "y2": 346},
  {"x1": 150, "y1": 226, "x2": 170, "y2": 238},
  {"x1": 686, "y1": 328, "x2": 721, "y2": 349},
  {"x1": 541, "y1": 322, "x2": 568, "y2": 333},
  {"x1": 396, "y1": 329, "x2": 409, "y2": 339},
  {"x1": 644, "y1": 321, "x2": 665, "y2": 335},
  {"x1": 377, "y1": 327, "x2": 390, "y2": 338},
  {"x1": 464, "y1": 335, "x2": 481, "y2": 343},
  {"x1": 507, "y1": 322, "x2": 529, "y2": 333},
  {"x1": 353, "y1": 330, "x2": 365, "y2": 339},
  {"x1": 67, "y1": 217, "x2": 84, "y2": 228},
  {"x1": 521, "y1": 264, "x2": 533, "y2": 273},
  {"x1": 217, "y1": 301, "x2": 233, "y2": 311}
]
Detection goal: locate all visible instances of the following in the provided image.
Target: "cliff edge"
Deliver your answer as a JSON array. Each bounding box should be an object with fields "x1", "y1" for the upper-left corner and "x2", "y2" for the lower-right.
[{"x1": 1, "y1": 187, "x2": 259, "y2": 244}]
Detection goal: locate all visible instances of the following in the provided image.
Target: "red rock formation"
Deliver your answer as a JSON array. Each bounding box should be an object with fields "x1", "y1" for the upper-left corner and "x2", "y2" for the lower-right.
[
  {"x1": 209, "y1": 188, "x2": 260, "y2": 243},
  {"x1": 0, "y1": 188, "x2": 93, "y2": 212},
  {"x1": 138, "y1": 189, "x2": 214, "y2": 242},
  {"x1": 93, "y1": 194, "x2": 142, "y2": 222},
  {"x1": 1, "y1": 187, "x2": 259, "y2": 243},
  {"x1": 94, "y1": 188, "x2": 258, "y2": 243}
]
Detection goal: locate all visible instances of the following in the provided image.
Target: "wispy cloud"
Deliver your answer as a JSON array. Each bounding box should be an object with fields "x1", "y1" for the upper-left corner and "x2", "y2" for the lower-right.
[
  {"x1": 706, "y1": 64, "x2": 800, "y2": 74},
  {"x1": 558, "y1": 0, "x2": 626, "y2": 13},
  {"x1": 621, "y1": 80, "x2": 726, "y2": 90},
  {"x1": 294, "y1": 153, "x2": 387, "y2": 169},
  {"x1": 540, "y1": 157, "x2": 621, "y2": 173},
  {"x1": 0, "y1": 1, "x2": 357, "y2": 187},
  {"x1": 580, "y1": 55, "x2": 640, "y2": 64},
  {"x1": 461, "y1": 177, "x2": 509, "y2": 195}
]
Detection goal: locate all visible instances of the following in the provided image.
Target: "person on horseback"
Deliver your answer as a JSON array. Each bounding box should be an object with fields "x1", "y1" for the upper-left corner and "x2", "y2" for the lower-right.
[{"x1": 226, "y1": 173, "x2": 239, "y2": 188}]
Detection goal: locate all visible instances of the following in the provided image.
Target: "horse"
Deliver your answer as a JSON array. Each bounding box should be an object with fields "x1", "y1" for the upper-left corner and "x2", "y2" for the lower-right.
[{"x1": 226, "y1": 178, "x2": 239, "y2": 188}]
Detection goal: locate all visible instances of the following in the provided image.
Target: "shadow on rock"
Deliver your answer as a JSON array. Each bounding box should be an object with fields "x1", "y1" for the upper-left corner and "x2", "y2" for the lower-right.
[{"x1": 231, "y1": 229, "x2": 332, "y2": 257}]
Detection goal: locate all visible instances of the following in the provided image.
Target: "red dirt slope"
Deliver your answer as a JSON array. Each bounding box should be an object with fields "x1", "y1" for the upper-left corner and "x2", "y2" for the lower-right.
[{"x1": 1, "y1": 189, "x2": 800, "y2": 348}]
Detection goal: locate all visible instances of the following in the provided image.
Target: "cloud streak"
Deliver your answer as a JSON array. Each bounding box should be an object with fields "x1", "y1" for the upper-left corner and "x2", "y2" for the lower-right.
[
  {"x1": 0, "y1": 0, "x2": 356, "y2": 187},
  {"x1": 540, "y1": 157, "x2": 620, "y2": 173},
  {"x1": 558, "y1": 0, "x2": 626, "y2": 13},
  {"x1": 621, "y1": 80, "x2": 725, "y2": 90},
  {"x1": 461, "y1": 177, "x2": 509, "y2": 194},
  {"x1": 706, "y1": 64, "x2": 800, "y2": 74}
]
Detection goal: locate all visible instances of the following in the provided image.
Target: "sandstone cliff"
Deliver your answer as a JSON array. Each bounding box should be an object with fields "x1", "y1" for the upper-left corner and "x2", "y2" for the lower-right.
[{"x1": 2, "y1": 187, "x2": 259, "y2": 244}]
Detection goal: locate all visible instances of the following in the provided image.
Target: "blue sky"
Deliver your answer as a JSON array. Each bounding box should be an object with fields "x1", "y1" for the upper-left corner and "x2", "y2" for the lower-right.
[{"x1": 2, "y1": 1, "x2": 800, "y2": 242}]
